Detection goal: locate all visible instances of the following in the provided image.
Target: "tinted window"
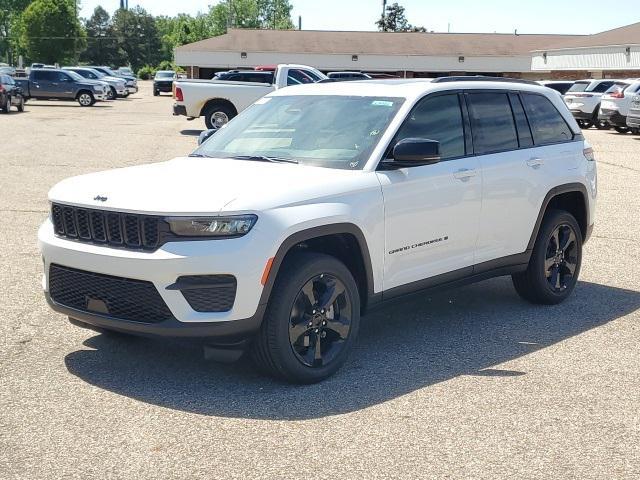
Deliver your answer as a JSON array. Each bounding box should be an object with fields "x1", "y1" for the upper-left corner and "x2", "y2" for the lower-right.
[
  {"x1": 466, "y1": 93, "x2": 518, "y2": 154},
  {"x1": 287, "y1": 69, "x2": 316, "y2": 86},
  {"x1": 32, "y1": 70, "x2": 55, "y2": 81},
  {"x1": 522, "y1": 93, "x2": 573, "y2": 145},
  {"x1": 567, "y1": 82, "x2": 589, "y2": 93},
  {"x1": 546, "y1": 83, "x2": 573, "y2": 95},
  {"x1": 394, "y1": 94, "x2": 465, "y2": 160},
  {"x1": 509, "y1": 94, "x2": 533, "y2": 148},
  {"x1": 591, "y1": 81, "x2": 614, "y2": 93}
]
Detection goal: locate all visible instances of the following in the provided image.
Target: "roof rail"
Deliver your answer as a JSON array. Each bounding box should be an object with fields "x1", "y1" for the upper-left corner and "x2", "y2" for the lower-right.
[{"x1": 432, "y1": 76, "x2": 539, "y2": 86}]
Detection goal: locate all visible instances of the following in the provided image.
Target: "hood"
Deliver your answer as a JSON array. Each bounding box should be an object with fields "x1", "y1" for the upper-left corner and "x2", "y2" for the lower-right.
[
  {"x1": 48, "y1": 157, "x2": 370, "y2": 216},
  {"x1": 103, "y1": 76, "x2": 126, "y2": 84},
  {"x1": 79, "y1": 79, "x2": 107, "y2": 87}
]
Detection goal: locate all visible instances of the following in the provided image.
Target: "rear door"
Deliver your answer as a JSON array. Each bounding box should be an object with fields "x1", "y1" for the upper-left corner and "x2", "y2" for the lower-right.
[
  {"x1": 31, "y1": 70, "x2": 56, "y2": 97},
  {"x1": 474, "y1": 91, "x2": 578, "y2": 263}
]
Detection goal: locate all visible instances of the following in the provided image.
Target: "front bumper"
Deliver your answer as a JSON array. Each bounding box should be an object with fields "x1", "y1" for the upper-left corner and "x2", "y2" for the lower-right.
[
  {"x1": 94, "y1": 92, "x2": 108, "y2": 101},
  {"x1": 126, "y1": 85, "x2": 138, "y2": 94},
  {"x1": 627, "y1": 114, "x2": 640, "y2": 129},
  {"x1": 598, "y1": 109, "x2": 626, "y2": 127},
  {"x1": 154, "y1": 82, "x2": 173, "y2": 92},
  {"x1": 38, "y1": 218, "x2": 270, "y2": 339},
  {"x1": 173, "y1": 103, "x2": 187, "y2": 116}
]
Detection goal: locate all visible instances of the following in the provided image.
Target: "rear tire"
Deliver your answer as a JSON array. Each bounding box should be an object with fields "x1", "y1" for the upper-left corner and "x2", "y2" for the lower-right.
[
  {"x1": 614, "y1": 126, "x2": 630, "y2": 134},
  {"x1": 1, "y1": 95, "x2": 10, "y2": 113},
  {"x1": 512, "y1": 210, "x2": 582, "y2": 305},
  {"x1": 17, "y1": 96, "x2": 24, "y2": 112},
  {"x1": 251, "y1": 252, "x2": 360, "y2": 384},
  {"x1": 203, "y1": 103, "x2": 236, "y2": 129},
  {"x1": 577, "y1": 119, "x2": 593, "y2": 129}
]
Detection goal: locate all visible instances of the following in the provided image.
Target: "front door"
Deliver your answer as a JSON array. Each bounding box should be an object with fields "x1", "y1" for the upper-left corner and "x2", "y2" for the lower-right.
[{"x1": 376, "y1": 93, "x2": 482, "y2": 291}]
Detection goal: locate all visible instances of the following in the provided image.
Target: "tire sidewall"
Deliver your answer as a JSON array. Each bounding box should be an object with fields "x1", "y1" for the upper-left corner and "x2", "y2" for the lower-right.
[
  {"x1": 204, "y1": 104, "x2": 235, "y2": 129},
  {"x1": 530, "y1": 210, "x2": 583, "y2": 303},
  {"x1": 263, "y1": 253, "x2": 361, "y2": 383},
  {"x1": 78, "y1": 92, "x2": 93, "y2": 107}
]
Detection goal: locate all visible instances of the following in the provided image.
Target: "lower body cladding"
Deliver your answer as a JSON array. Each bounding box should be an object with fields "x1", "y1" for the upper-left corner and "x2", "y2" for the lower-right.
[
  {"x1": 627, "y1": 114, "x2": 640, "y2": 129},
  {"x1": 598, "y1": 109, "x2": 626, "y2": 128},
  {"x1": 38, "y1": 218, "x2": 269, "y2": 356},
  {"x1": 568, "y1": 109, "x2": 595, "y2": 121}
]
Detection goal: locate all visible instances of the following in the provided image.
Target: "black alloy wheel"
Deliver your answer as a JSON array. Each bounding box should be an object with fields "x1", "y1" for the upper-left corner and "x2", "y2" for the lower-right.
[
  {"x1": 577, "y1": 119, "x2": 593, "y2": 129},
  {"x1": 288, "y1": 273, "x2": 352, "y2": 368},
  {"x1": 544, "y1": 224, "x2": 579, "y2": 293}
]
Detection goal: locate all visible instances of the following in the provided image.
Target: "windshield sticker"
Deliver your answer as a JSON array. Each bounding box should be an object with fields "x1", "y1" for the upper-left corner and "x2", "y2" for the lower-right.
[{"x1": 371, "y1": 100, "x2": 394, "y2": 107}]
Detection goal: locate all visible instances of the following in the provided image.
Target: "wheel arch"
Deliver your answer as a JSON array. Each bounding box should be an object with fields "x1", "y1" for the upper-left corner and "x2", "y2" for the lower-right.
[
  {"x1": 200, "y1": 98, "x2": 238, "y2": 118},
  {"x1": 259, "y1": 223, "x2": 378, "y2": 314},
  {"x1": 527, "y1": 183, "x2": 590, "y2": 250}
]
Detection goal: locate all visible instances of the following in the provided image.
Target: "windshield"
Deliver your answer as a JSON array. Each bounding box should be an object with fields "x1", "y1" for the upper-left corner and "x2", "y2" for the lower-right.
[
  {"x1": 567, "y1": 82, "x2": 589, "y2": 93},
  {"x1": 191, "y1": 95, "x2": 404, "y2": 170},
  {"x1": 65, "y1": 70, "x2": 85, "y2": 81},
  {"x1": 156, "y1": 71, "x2": 174, "y2": 78}
]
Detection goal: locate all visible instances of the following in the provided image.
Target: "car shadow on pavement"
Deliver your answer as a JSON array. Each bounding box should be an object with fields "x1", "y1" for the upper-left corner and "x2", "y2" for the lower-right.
[
  {"x1": 64, "y1": 277, "x2": 640, "y2": 420},
  {"x1": 26, "y1": 103, "x2": 113, "y2": 108},
  {"x1": 180, "y1": 129, "x2": 204, "y2": 136}
]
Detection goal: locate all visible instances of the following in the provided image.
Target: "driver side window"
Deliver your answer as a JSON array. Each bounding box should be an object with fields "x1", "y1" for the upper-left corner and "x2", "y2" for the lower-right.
[{"x1": 393, "y1": 94, "x2": 466, "y2": 160}]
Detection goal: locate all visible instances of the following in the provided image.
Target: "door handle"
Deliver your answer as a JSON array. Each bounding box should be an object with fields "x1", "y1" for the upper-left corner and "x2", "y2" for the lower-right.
[
  {"x1": 453, "y1": 168, "x2": 477, "y2": 181},
  {"x1": 526, "y1": 157, "x2": 544, "y2": 169}
]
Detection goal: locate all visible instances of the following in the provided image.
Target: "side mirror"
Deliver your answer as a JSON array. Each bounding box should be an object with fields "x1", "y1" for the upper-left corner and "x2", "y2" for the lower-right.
[
  {"x1": 391, "y1": 138, "x2": 441, "y2": 167},
  {"x1": 198, "y1": 128, "x2": 218, "y2": 145}
]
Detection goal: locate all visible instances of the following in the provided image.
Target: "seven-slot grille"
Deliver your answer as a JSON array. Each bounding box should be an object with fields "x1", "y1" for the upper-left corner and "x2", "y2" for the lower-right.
[
  {"x1": 49, "y1": 264, "x2": 174, "y2": 323},
  {"x1": 51, "y1": 203, "x2": 161, "y2": 250}
]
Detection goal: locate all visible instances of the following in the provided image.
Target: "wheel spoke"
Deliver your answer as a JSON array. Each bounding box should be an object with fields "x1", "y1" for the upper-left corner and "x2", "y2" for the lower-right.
[
  {"x1": 318, "y1": 279, "x2": 345, "y2": 310},
  {"x1": 300, "y1": 280, "x2": 317, "y2": 307},
  {"x1": 550, "y1": 265, "x2": 561, "y2": 290},
  {"x1": 289, "y1": 317, "x2": 311, "y2": 345},
  {"x1": 544, "y1": 256, "x2": 556, "y2": 273},
  {"x1": 325, "y1": 316, "x2": 350, "y2": 340},
  {"x1": 313, "y1": 333, "x2": 323, "y2": 366},
  {"x1": 551, "y1": 228, "x2": 560, "y2": 251},
  {"x1": 560, "y1": 229, "x2": 576, "y2": 254},
  {"x1": 563, "y1": 258, "x2": 577, "y2": 276}
]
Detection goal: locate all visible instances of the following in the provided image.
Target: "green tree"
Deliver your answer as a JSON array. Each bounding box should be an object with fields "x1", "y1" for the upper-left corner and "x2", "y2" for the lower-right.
[
  {"x1": 20, "y1": 0, "x2": 86, "y2": 64},
  {"x1": 208, "y1": 0, "x2": 294, "y2": 35},
  {"x1": 0, "y1": 0, "x2": 31, "y2": 64},
  {"x1": 81, "y1": 6, "x2": 116, "y2": 66},
  {"x1": 156, "y1": 13, "x2": 213, "y2": 60},
  {"x1": 376, "y1": 2, "x2": 425, "y2": 32},
  {"x1": 111, "y1": 6, "x2": 161, "y2": 71}
]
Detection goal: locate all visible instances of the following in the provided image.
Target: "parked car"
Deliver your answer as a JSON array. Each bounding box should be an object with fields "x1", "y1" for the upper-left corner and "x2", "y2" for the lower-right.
[
  {"x1": 153, "y1": 70, "x2": 175, "y2": 96},
  {"x1": 173, "y1": 64, "x2": 327, "y2": 129},
  {"x1": 537, "y1": 80, "x2": 574, "y2": 95},
  {"x1": 14, "y1": 69, "x2": 109, "y2": 106},
  {"x1": 0, "y1": 65, "x2": 16, "y2": 76},
  {"x1": 598, "y1": 80, "x2": 640, "y2": 133},
  {"x1": 116, "y1": 67, "x2": 134, "y2": 77},
  {"x1": 327, "y1": 71, "x2": 373, "y2": 81},
  {"x1": 40, "y1": 77, "x2": 596, "y2": 383},
  {"x1": 86, "y1": 66, "x2": 138, "y2": 95},
  {"x1": 627, "y1": 94, "x2": 640, "y2": 132},
  {"x1": 63, "y1": 67, "x2": 128, "y2": 99},
  {"x1": 0, "y1": 74, "x2": 26, "y2": 113},
  {"x1": 563, "y1": 79, "x2": 627, "y2": 129},
  {"x1": 213, "y1": 70, "x2": 275, "y2": 84}
]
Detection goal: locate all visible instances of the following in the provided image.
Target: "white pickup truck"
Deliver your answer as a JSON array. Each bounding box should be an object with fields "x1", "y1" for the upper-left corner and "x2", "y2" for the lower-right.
[{"x1": 173, "y1": 64, "x2": 327, "y2": 129}]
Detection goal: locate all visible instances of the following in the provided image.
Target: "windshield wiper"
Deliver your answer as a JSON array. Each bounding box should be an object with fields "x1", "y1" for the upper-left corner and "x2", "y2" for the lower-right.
[{"x1": 227, "y1": 155, "x2": 298, "y2": 164}]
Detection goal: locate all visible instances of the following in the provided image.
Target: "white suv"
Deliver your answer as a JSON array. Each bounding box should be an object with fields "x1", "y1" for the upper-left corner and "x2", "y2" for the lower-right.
[
  {"x1": 39, "y1": 78, "x2": 597, "y2": 383},
  {"x1": 564, "y1": 79, "x2": 627, "y2": 129},
  {"x1": 599, "y1": 80, "x2": 640, "y2": 133}
]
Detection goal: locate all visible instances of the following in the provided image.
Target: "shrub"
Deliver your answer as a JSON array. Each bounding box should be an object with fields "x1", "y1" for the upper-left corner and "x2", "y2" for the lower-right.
[{"x1": 137, "y1": 65, "x2": 156, "y2": 80}]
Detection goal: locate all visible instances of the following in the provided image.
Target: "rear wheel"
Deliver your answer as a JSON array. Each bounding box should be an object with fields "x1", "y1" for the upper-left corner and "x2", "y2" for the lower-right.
[
  {"x1": 614, "y1": 126, "x2": 630, "y2": 134},
  {"x1": 577, "y1": 119, "x2": 593, "y2": 129},
  {"x1": 595, "y1": 119, "x2": 610, "y2": 130},
  {"x1": 251, "y1": 252, "x2": 360, "y2": 384},
  {"x1": 203, "y1": 103, "x2": 236, "y2": 129},
  {"x1": 17, "y1": 95, "x2": 24, "y2": 112},
  {"x1": 512, "y1": 210, "x2": 582, "y2": 305},
  {"x1": 1, "y1": 94, "x2": 10, "y2": 113}
]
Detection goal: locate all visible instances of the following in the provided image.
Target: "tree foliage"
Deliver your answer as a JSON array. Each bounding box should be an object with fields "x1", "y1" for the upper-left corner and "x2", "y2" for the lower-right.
[
  {"x1": 20, "y1": 0, "x2": 86, "y2": 64},
  {"x1": 80, "y1": 6, "x2": 114, "y2": 65},
  {"x1": 376, "y1": 2, "x2": 426, "y2": 33},
  {"x1": 208, "y1": 0, "x2": 294, "y2": 35},
  {"x1": 110, "y1": 6, "x2": 162, "y2": 71}
]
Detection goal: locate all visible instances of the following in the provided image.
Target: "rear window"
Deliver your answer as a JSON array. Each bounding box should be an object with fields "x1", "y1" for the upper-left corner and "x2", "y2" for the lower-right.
[
  {"x1": 567, "y1": 82, "x2": 589, "y2": 93},
  {"x1": 591, "y1": 81, "x2": 614, "y2": 93},
  {"x1": 466, "y1": 92, "x2": 519, "y2": 154},
  {"x1": 604, "y1": 83, "x2": 629, "y2": 94},
  {"x1": 522, "y1": 93, "x2": 573, "y2": 145}
]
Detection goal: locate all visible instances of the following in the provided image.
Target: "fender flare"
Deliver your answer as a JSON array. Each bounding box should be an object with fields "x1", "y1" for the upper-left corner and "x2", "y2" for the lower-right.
[
  {"x1": 258, "y1": 223, "x2": 378, "y2": 310},
  {"x1": 526, "y1": 182, "x2": 589, "y2": 250}
]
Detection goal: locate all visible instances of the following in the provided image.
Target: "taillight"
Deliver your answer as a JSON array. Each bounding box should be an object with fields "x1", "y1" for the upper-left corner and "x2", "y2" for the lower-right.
[
  {"x1": 583, "y1": 147, "x2": 595, "y2": 162},
  {"x1": 175, "y1": 86, "x2": 183, "y2": 102},
  {"x1": 609, "y1": 90, "x2": 624, "y2": 98}
]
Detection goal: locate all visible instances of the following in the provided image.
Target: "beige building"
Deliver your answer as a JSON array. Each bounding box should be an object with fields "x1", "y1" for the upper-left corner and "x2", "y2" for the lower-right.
[{"x1": 175, "y1": 22, "x2": 640, "y2": 80}]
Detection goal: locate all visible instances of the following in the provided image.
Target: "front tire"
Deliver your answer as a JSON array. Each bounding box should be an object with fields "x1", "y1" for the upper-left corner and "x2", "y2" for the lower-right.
[
  {"x1": 153, "y1": 89, "x2": 159, "y2": 96},
  {"x1": 251, "y1": 252, "x2": 361, "y2": 384},
  {"x1": 107, "y1": 87, "x2": 116, "y2": 100},
  {"x1": 77, "y1": 91, "x2": 94, "y2": 107},
  {"x1": 17, "y1": 96, "x2": 24, "y2": 112},
  {"x1": 614, "y1": 126, "x2": 630, "y2": 134},
  {"x1": 1, "y1": 95, "x2": 10, "y2": 113},
  {"x1": 512, "y1": 210, "x2": 582, "y2": 305},
  {"x1": 577, "y1": 119, "x2": 593, "y2": 129}
]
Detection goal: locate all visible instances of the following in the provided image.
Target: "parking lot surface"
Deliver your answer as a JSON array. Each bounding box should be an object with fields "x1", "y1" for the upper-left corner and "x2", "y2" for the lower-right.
[{"x1": 1, "y1": 83, "x2": 639, "y2": 479}]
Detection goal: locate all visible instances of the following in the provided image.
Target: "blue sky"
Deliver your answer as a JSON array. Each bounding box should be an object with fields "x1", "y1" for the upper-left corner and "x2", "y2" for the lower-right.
[{"x1": 79, "y1": 0, "x2": 637, "y2": 35}]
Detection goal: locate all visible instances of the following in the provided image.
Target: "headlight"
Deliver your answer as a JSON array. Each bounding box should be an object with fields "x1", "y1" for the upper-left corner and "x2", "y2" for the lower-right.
[
  {"x1": 93, "y1": 85, "x2": 102, "y2": 92},
  {"x1": 167, "y1": 215, "x2": 257, "y2": 238}
]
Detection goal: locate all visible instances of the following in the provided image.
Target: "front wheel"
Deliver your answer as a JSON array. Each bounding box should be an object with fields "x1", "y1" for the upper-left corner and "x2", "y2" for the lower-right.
[
  {"x1": 77, "y1": 91, "x2": 94, "y2": 107},
  {"x1": 251, "y1": 252, "x2": 361, "y2": 384},
  {"x1": 107, "y1": 87, "x2": 116, "y2": 100},
  {"x1": 17, "y1": 96, "x2": 24, "y2": 112},
  {"x1": 577, "y1": 119, "x2": 593, "y2": 129},
  {"x1": 512, "y1": 210, "x2": 582, "y2": 305},
  {"x1": 1, "y1": 95, "x2": 10, "y2": 113},
  {"x1": 614, "y1": 126, "x2": 630, "y2": 134},
  {"x1": 153, "y1": 89, "x2": 159, "y2": 96},
  {"x1": 595, "y1": 119, "x2": 611, "y2": 130}
]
